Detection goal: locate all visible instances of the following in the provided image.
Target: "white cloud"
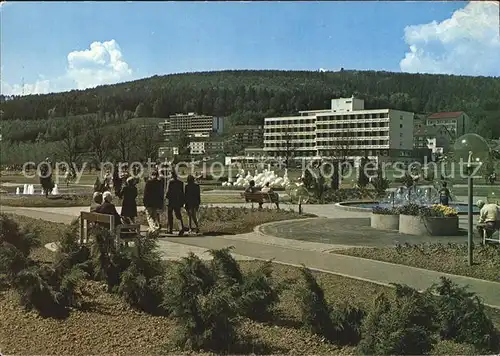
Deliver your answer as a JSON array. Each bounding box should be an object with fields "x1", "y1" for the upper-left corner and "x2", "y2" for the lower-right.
[
  {"x1": 400, "y1": 1, "x2": 500, "y2": 76},
  {"x1": 1, "y1": 39, "x2": 133, "y2": 96}
]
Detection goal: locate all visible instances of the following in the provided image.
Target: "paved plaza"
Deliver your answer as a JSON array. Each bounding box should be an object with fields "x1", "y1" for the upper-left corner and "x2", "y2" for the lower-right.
[{"x1": 1, "y1": 202, "x2": 499, "y2": 308}]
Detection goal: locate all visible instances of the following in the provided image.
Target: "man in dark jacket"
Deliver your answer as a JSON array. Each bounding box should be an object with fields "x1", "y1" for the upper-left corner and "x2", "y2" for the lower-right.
[
  {"x1": 185, "y1": 174, "x2": 201, "y2": 233},
  {"x1": 166, "y1": 170, "x2": 186, "y2": 235},
  {"x1": 143, "y1": 170, "x2": 164, "y2": 233}
]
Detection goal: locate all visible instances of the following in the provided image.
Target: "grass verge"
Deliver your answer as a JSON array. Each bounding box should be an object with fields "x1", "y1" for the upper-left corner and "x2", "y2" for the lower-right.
[
  {"x1": 0, "y1": 193, "x2": 245, "y2": 207},
  {"x1": 335, "y1": 242, "x2": 500, "y2": 282},
  {"x1": 137, "y1": 206, "x2": 313, "y2": 235}
]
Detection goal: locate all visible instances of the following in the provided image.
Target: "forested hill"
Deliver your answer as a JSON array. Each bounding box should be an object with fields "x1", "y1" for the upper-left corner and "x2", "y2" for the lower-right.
[{"x1": 1, "y1": 70, "x2": 499, "y2": 137}]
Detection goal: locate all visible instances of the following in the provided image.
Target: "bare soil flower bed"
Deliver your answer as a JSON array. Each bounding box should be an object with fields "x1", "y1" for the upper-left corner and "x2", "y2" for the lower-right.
[{"x1": 2, "y1": 215, "x2": 500, "y2": 356}]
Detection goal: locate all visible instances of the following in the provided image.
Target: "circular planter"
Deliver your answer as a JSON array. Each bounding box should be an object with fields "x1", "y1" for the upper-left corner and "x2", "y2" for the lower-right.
[
  {"x1": 370, "y1": 213, "x2": 399, "y2": 230},
  {"x1": 399, "y1": 214, "x2": 459, "y2": 236}
]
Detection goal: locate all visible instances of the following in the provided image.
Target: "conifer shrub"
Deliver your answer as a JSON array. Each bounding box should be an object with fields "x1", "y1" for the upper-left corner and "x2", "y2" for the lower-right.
[
  {"x1": 237, "y1": 260, "x2": 282, "y2": 321},
  {"x1": 163, "y1": 253, "x2": 238, "y2": 352},
  {"x1": 90, "y1": 227, "x2": 130, "y2": 290},
  {"x1": 117, "y1": 236, "x2": 166, "y2": 314},
  {"x1": 296, "y1": 267, "x2": 335, "y2": 338},
  {"x1": 295, "y1": 266, "x2": 365, "y2": 345},
  {"x1": 0, "y1": 214, "x2": 40, "y2": 281},
  {"x1": 0, "y1": 214, "x2": 87, "y2": 318},
  {"x1": 208, "y1": 247, "x2": 282, "y2": 321},
  {"x1": 357, "y1": 284, "x2": 438, "y2": 355},
  {"x1": 13, "y1": 263, "x2": 86, "y2": 318},
  {"x1": 0, "y1": 213, "x2": 41, "y2": 257},
  {"x1": 430, "y1": 277, "x2": 500, "y2": 353}
]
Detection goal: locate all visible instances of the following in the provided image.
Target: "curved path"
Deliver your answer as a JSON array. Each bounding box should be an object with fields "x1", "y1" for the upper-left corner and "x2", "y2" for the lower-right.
[{"x1": 1, "y1": 203, "x2": 499, "y2": 308}]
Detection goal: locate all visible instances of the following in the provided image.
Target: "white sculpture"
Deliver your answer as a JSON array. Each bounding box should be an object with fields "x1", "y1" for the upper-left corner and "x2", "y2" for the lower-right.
[
  {"x1": 52, "y1": 184, "x2": 59, "y2": 195},
  {"x1": 23, "y1": 184, "x2": 28, "y2": 195},
  {"x1": 16, "y1": 187, "x2": 20, "y2": 195}
]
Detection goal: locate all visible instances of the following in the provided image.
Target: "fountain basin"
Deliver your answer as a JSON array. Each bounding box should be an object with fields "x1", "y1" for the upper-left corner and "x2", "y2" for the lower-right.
[
  {"x1": 370, "y1": 213, "x2": 399, "y2": 230},
  {"x1": 336, "y1": 201, "x2": 480, "y2": 215},
  {"x1": 399, "y1": 215, "x2": 459, "y2": 236}
]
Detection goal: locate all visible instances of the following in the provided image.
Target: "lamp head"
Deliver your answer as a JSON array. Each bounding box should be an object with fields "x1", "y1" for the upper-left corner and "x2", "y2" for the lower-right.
[{"x1": 453, "y1": 133, "x2": 490, "y2": 167}]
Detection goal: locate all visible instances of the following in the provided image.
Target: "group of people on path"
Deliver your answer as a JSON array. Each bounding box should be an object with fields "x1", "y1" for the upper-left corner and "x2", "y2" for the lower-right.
[
  {"x1": 91, "y1": 168, "x2": 201, "y2": 236},
  {"x1": 143, "y1": 170, "x2": 201, "y2": 235}
]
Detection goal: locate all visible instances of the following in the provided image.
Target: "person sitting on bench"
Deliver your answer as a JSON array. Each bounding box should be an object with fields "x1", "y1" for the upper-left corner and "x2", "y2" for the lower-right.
[
  {"x1": 95, "y1": 191, "x2": 122, "y2": 227},
  {"x1": 245, "y1": 180, "x2": 263, "y2": 209},
  {"x1": 261, "y1": 182, "x2": 280, "y2": 210},
  {"x1": 90, "y1": 191, "x2": 103, "y2": 212},
  {"x1": 476, "y1": 200, "x2": 499, "y2": 239}
]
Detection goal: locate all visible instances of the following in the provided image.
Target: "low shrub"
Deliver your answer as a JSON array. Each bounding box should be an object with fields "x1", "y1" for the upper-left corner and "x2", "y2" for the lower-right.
[
  {"x1": 90, "y1": 228, "x2": 131, "y2": 291},
  {"x1": 117, "y1": 236, "x2": 166, "y2": 315},
  {"x1": 296, "y1": 267, "x2": 335, "y2": 339},
  {"x1": 358, "y1": 284, "x2": 437, "y2": 355},
  {"x1": 237, "y1": 260, "x2": 282, "y2": 321},
  {"x1": 13, "y1": 262, "x2": 86, "y2": 318},
  {"x1": 209, "y1": 247, "x2": 282, "y2": 321},
  {"x1": 163, "y1": 253, "x2": 238, "y2": 352},
  {"x1": 0, "y1": 213, "x2": 40, "y2": 258},
  {"x1": 296, "y1": 267, "x2": 365, "y2": 346},
  {"x1": 430, "y1": 277, "x2": 500, "y2": 353}
]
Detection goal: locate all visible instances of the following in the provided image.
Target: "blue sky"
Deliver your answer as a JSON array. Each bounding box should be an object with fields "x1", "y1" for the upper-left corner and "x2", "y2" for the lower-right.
[{"x1": 1, "y1": 1, "x2": 499, "y2": 95}]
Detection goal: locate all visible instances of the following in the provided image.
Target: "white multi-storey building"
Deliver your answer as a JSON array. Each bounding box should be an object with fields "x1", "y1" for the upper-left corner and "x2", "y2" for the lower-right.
[{"x1": 263, "y1": 97, "x2": 415, "y2": 162}]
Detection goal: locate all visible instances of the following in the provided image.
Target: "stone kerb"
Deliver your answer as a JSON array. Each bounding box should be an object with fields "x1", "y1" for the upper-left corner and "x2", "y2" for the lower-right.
[
  {"x1": 399, "y1": 214, "x2": 459, "y2": 236},
  {"x1": 370, "y1": 213, "x2": 399, "y2": 230}
]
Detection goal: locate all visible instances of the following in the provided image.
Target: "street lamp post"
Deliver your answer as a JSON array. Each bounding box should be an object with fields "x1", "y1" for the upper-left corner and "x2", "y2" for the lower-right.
[
  {"x1": 454, "y1": 134, "x2": 491, "y2": 266},
  {"x1": 467, "y1": 151, "x2": 474, "y2": 266}
]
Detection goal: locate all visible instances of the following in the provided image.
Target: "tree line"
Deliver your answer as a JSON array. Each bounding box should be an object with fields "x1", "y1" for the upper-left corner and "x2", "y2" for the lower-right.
[
  {"x1": 1, "y1": 70, "x2": 499, "y2": 136},
  {"x1": 1, "y1": 70, "x2": 499, "y2": 165}
]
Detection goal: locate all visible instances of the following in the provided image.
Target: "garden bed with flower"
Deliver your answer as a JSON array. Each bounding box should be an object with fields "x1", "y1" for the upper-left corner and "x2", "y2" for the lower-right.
[
  {"x1": 398, "y1": 204, "x2": 459, "y2": 236},
  {"x1": 370, "y1": 204, "x2": 459, "y2": 236}
]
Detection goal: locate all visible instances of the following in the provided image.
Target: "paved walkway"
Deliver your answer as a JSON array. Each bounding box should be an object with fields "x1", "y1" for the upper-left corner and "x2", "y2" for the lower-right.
[{"x1": 1, "y1": 203, "x2": 499, "y2": 308}]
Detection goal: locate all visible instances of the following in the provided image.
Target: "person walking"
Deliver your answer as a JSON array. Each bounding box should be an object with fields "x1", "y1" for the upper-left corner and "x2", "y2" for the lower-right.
[
  {"x1": 185, "y1": 174, "x2": 201, "y2": 233},
  {"x1": 143, "y1": 171, "x2": 164, "y2": 233},
  {"x1": 120, "y1": 177, "x2": 138, "y2": 223},
  {"x1": 166, "y1": 170, "x2": 186, "y2": 236}
]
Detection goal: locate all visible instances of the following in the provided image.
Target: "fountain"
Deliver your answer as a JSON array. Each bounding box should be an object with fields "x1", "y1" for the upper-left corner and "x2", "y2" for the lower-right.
[
  {"x1": 29, "y1": 184, "x2": 34, "y2": 195},
  {"x1": 338, "y1": 182, "x2": 480, "y2": 214},
  {"x1": 221, "y1": 168, "x2": 291, "y2": 188}
]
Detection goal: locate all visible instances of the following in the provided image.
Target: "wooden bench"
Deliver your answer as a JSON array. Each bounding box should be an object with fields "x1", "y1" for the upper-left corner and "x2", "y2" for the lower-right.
[
  {"x1": 79, "y1": 211, "x2": 141, "y2": 247},
  {"x1": 241, "y1": 191, "x2": 279, "y2": 209},
  {"x1": 482, "y1": 223, "x2": 500, "y2": 245}
]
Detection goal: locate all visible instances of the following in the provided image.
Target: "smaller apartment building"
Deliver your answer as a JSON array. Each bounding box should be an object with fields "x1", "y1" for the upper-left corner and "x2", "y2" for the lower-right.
[
  {"x1": 426, "y1": 111, "x2": 470, "y2": 137},
  {"x1": 229, "y1": 125, "x2": 263, "y2": 147},
  {"x1": 264, "y1": 97, "x2": 415, "y2": 162},
  {"x1": 414, "y1": 125, "x2": 453, "y2": 156},
  {"x1": 160, "y1": 113, "x2": 224, "y2": 140}
]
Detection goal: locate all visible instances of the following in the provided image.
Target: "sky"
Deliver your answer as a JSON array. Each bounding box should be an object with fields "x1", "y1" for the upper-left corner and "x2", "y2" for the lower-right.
[{"x1": 1, "y1": 1, "x2": 499, "y2": 96}]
